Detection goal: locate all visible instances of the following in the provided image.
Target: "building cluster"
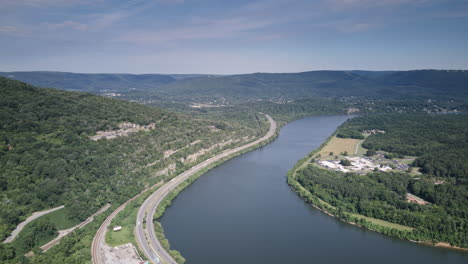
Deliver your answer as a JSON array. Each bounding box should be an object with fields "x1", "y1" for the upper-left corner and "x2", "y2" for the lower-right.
[
  {"x1": 434, "y1": 179, "x2": 445, "y2": 185},
  {"x1": 406, "y1": 193, "x2": 429, "y2": 205},
  {"x1": 318, "y1": 157, "x2": 392, "y2": 173},
  {"x1": 89, "y1": 122, "x2": 156, "y2": 141},
  {"x1": 362, "y1": 129, "x2": 386, "y2": 136}
]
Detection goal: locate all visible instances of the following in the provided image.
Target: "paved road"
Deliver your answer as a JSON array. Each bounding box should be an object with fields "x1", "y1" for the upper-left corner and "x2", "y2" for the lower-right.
[
  {"x1": 92, "y1": 182, "x2": 162, "y2": 264},
  {"x1": 3, "y1": 205, "x2": 64, "y2": 243},
  {"x1": 135, "y1": 114, "x2": 276, "y2": 264},
  {"x1": 42, "y1": 203, "x2": 110, "y2": 252}
]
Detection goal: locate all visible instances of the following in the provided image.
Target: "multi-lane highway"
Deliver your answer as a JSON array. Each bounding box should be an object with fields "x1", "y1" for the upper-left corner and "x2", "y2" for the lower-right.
[
  {"x1": 92, "y1": 183, "x2": 162, "y2": 264},
  {"x1": 135, "y1": 114, "x2": 276, "y2": 264}
]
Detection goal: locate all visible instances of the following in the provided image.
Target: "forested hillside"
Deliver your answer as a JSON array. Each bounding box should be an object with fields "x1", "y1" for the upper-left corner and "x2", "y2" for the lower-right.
[
  {"x1": 3, "y1": 70, "x2": 467, "y2": 104},
  {"x1": 337, "y1": 113, "x2": 468, "y2": 180},
  {"x1": 0, "y1": 72, "x2": 176, "y2": 93},
  {"x1": 3, "y1": 70, "x2": 467, "y2": 128},
  {"x1": 0, "y1": 77, "x2": 264, "y2": 262},
  {"x1": 293, "y1": 113, "x2": 468, "y2": 248},
  {"x1": 148, "y1": 70, "x2": 468, "y2": 102}
]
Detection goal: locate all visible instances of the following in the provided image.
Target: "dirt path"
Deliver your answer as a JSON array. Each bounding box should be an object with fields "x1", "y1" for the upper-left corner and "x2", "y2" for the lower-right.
[
  {"x1": 355, "y1": 139, "x2": 364, "y2": 155},
  {"x1": 3, "y1": 205, "x2": 65, "y2": 243},
  {"x1": 40, "y1": 204, "x2": 111, "y2": 252}
]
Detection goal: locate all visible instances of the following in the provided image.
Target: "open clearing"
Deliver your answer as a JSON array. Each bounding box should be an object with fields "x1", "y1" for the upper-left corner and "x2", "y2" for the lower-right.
[
  {"x1": 40, "y1": 207, "x2": 81, "y2": 230},
  {"x1": 349, "y1": 213, "x2": 414, "y2": 232},
  {"x1": 105, "y1": 191, "x2": 153, "y2": 247},
  {"x1": 4, "y1": 205, "x2": 65, "y2": 243},
  {"x1": 40, "y1": 204, "x2": 110, "y2": 252},
  {"x1": 318, "y1": 136, "x2": 363, "y2": 157}
]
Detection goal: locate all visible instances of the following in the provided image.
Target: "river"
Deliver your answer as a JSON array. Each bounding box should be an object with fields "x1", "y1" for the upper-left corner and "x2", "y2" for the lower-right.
[{"x1": 160, "y1": 115, "x2": 468, "y2": 264}]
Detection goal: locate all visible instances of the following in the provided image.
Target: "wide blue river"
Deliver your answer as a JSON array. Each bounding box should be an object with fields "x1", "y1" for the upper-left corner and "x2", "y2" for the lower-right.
[{"x1": 161, "y1": 115, "x2": 468, "y2": 264}]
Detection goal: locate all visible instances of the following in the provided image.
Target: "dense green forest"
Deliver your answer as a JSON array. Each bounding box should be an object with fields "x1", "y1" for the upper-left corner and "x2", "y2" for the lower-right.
[
  {"x1": 292, "y1": 113, "x2": 468, "y2": 248},
  {"x1": 337, "y1": 114, "x2": 468, "y2": 180},
  {"x1": 0, "y1": 77, "x2": 265, "y2": 263},
  {"x1": 1, "y1": 70, "x2": 468, "y2": 262},
  {"x1": 3, "y1": 70, "x2": 467, "y2": 129},
  {"x1": 0, "y1": 72, "x2": 177, "y2": 93},
  {"x1": 3, "y1": 70, "x2": 468, "y2": 104},
  {"x1": 129, "y1": 70, "x2": 468, "y2": 102}
]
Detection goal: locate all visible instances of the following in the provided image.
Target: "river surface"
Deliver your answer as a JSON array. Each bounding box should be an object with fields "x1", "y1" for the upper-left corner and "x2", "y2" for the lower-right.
[{"x1": 161, "y1": 115, "x2": 468, "y2": 264}]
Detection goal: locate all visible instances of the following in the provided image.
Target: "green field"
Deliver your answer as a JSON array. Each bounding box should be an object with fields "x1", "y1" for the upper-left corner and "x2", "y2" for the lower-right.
[
  {"x1": 349, "y1": 213, "x2": 414, "y2": 232},
  {"x1": 318, "y1": 136, "x2": 363, "y2": 157},
  {"x1": 105, "y1": 190, "x2": 155, "y2": 247},
  {"x1": 10, "y1": 208, "x2": 80, "y2": 255},
  {"x1": 40, "y1": 208, "x2": 81, "y2": 230}
]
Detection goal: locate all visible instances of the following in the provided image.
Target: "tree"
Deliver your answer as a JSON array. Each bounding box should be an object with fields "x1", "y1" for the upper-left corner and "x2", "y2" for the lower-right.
[
  {"x1": 340, "y1": 159, "x2": 351, "y2": 166},
  {"x1": 366, "y1": 149, "x2": 376, "y2": 157},
  {"x1": 0, "y1": 244, "x2": 15, "y2": 261}
]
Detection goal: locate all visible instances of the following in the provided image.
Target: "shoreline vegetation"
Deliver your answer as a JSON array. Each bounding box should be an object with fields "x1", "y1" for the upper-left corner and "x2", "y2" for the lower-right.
[
  {"x1": 141, "y1": 114, "x2": 278, "y2": 263},
  {"x1": 287, "y1": 117, "x2": 468, "y2": 252},
  {"x1": 0, "y1": 77, "x2": 271, "y2": 263}
]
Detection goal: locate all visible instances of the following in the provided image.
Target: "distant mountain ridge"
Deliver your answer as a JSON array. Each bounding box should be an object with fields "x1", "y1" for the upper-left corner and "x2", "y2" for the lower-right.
[
  {"x1": 0, "y1": 71, "x2": 178, "y2": 93},
  {"x1": 1, "y1": 70, "x2": 467, "y2": 102},
  {"x1": 153, "y1": 69, "x2": 468, "y2": 101}
]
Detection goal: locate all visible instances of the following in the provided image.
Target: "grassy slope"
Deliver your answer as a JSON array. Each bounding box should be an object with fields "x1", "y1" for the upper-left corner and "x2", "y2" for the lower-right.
[
  {"x1": 9, "y1": 208, "x2": 80, "y2": 255},
  {"x1": 318, "y1": 136, "x2": 362, "y2": 156},
  {"x1": 105, "y1": 190, "x2": 155, "y2": 247},
  {"x1": 37, "y1": 208, "x2": 81, "y2": 231}
]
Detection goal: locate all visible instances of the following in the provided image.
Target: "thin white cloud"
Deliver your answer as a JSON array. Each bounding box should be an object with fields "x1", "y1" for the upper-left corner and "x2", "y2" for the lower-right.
[
  {"x1": 115, "y1": 0, "x2": 314, "y2": 45},
  {"x1": 91, "y1": 11, "x2": 130, "y2": 31},
  {"x1": 1, "y1": 0, "x2": 101, "y2": 7},
  {"x1": 41, "y1": 20, "x2": 88, "y2": 31},
  {"x1": 116, "y1": 15, "x2": 281, "y2": 44},
  {"x1": 335, "y1": 22, "x2": 379, "y2": 32},
  {"x1": 156, "y1": 0, "x2": 185, "y2": 4},
  {"x1": 324, "y1": 0, "x2": 432, "y2": 10},
  {"x1": 0, "y1": 26, "x2": 18, "y2": 33}
]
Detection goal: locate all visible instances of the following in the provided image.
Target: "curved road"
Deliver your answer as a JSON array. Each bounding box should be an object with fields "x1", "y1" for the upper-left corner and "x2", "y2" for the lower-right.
[
  {"x1": 92, "y1": 183, "x2": 162, "y2": 264},
  {"x1": 135, "y1": 114, "x2": 276, "y2": 264},
  {"x1": 4, "y1": 205, "x2": 64, "y2": 243}
]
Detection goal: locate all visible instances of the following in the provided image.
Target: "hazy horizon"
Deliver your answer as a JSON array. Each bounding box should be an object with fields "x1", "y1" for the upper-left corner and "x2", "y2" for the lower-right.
[
  {"x1": 1, "y1": 68, "x2": 467, "y2": 76},
  {"x1": 1, "y1": 0, "x2": 467, "y2": 74}
]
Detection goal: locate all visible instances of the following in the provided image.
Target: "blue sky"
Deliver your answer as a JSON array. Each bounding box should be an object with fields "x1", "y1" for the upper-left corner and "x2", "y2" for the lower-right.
[{"x1": 1, "y1": 0, "x2": 467, "y2": 74}]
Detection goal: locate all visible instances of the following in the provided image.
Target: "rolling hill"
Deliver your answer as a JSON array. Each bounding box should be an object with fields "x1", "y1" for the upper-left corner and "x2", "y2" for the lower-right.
[
  {"x1": 3, "y1": 70, "x2": 467, "y2": 104},
  {"x1": 0, "y1": 71, "x2": 176, "y2": 94},
  {"x1": 0, "y1": 77, "x2": 263, "y2": 262},
  {"x1": 152, "y1": 70, "x2": 468, "y2": 102}
]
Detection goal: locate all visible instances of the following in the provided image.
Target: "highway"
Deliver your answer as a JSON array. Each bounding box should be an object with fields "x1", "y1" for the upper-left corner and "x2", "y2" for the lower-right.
[
  {"x1": 135, "y1": 114, "x2": 276, "y2": 264},
  {"x1": 92, "y1": 182, "x2": 163, "y2": 264}
]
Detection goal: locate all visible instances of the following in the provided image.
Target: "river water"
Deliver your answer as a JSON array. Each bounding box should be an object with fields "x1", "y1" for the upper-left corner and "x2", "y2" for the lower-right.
[{"x1": 160, "y1": 115, "x2": 468, "y2": 264}]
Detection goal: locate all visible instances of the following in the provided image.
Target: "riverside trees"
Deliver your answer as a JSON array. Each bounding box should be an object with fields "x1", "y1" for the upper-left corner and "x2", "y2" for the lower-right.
[
  {"x1": 294, "y1": 113, "x2": 468, "y2": 248},
  {"x1": 0, "y1": 77, "x2": 263, "y2": 263}
]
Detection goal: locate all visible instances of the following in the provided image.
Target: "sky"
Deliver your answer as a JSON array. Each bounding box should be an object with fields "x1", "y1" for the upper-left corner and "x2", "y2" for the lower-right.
[{"x1": 1, "y1": 0, "x2": 467, "y2": 74}]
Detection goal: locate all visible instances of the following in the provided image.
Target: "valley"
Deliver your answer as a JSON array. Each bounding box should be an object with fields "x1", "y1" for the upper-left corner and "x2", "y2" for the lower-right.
[
  {"x1": 2, "y1": 1, "x2": 467, "y2": 263},
  {"x1": 0, "y1": 71, "x2": 467, "y2": 264}
]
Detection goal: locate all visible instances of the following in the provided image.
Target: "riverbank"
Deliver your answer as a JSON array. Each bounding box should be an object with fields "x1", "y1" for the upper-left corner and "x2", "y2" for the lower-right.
[
  {"x1": 287, "y1": 128, "x2": 468, "y2": 252},
  {"x1": 136, "y1": 114, "x2": 278, "y2": 264}
]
